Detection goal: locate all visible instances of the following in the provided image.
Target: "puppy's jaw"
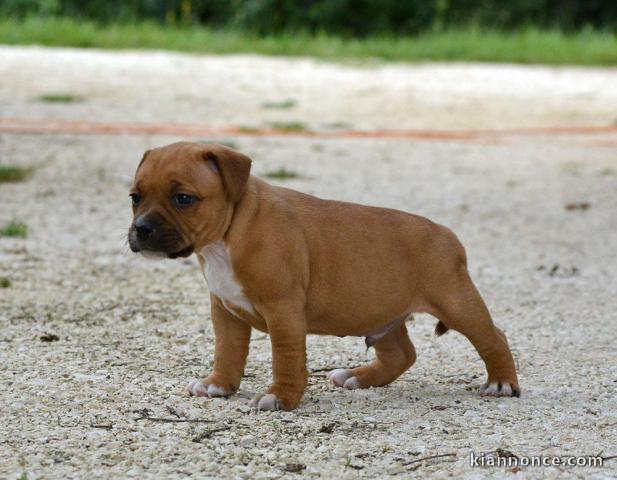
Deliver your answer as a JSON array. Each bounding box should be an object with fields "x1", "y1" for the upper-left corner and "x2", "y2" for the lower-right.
[
  {"x1": 167, "y1": 244, "x2": 194, "y2": 259},
  {"x1": 128, "y1": 228, "x2": 194, "y2": 259},
  {"x1": 140, "y1": 250, "x2": 169, "y2": 260},
  {"x1": 131, "y1": 245, "x2": 194, "y2": 260}
]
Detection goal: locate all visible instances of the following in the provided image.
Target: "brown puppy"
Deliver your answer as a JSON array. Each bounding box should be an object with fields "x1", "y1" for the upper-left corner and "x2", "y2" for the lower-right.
[{"x1": 128, "y1": 142, "x2": 520, "y2": 411}]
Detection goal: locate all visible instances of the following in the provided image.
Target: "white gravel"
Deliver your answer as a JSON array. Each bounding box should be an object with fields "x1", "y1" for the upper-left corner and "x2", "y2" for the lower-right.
[
  {"x1": 1, "y1": 45, "x2": 617, "y2": 130},
  {"x1": 1, "y1": 47, "x2": 617, "y2": 479}
]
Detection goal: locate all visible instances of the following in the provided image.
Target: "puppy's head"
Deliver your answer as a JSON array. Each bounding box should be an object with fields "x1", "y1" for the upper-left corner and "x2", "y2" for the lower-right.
[{"x1": 128, "y1": 141, "x2": 251, "y2": 259}]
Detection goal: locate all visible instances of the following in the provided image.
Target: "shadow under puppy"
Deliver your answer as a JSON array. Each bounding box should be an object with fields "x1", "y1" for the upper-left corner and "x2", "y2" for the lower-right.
[{"x1": 128, "y1": 142, "x2": 520, "y2": 411}]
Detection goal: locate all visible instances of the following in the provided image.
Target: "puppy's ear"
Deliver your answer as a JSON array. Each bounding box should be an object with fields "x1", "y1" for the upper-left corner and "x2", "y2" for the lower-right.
[
  {"x1": 203, "y1": 145, "x2": 252, "y2": 202},
  {"x1": 136, "y1": 149, "x2": 151, "y2": 172}
]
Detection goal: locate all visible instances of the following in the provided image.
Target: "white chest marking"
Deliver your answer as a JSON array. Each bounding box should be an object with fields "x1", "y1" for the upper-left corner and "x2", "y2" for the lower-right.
[{"x1": 199, "y1": 241, "x2": 255, "y2": 315}]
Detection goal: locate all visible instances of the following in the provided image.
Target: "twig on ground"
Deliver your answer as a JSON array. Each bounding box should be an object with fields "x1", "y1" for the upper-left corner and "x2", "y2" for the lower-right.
[
  {"x1": 133, "y1": 407, "x2": 213, "y2": 423},
  {"x1": 166, "y1": 406, "x2": 182, "y2": 418},
  {"x1": 192, "y1": 426, "x2": 231, "y2": 443},
  {"x1": 90, "y1": 422, "x2": 113, "y2": 430},
  {"x1": 135, "y1": 415, "x2": 215, "y2": 423},
  {"x1": 57, "y1": 417, "x2": 113, "y2": 429},
  {"x1": 402, "y1": 452, "x2": 457, "y2": 467}
]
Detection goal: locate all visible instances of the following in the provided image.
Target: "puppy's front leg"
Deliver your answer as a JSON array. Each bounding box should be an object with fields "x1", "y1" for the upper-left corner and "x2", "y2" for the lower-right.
[
  {"x1": 187, "y1": 295, "x2": 251, "y2": 398},
  {"x1": 251, "y1": 302, "x2": 307, "y2": 411}
]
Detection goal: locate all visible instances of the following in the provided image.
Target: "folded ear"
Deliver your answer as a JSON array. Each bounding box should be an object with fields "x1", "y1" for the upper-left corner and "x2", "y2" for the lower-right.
[
  {"x1": 202, "y1": 144, "x2": 252, "y2": 202},
  {"x1": 136, "y1": 149, "x2": 151, "y2": 172}
]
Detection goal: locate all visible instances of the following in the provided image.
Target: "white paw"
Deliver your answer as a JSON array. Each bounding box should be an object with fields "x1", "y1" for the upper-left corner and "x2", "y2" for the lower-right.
[
  {"x1": 327, "y1": 368, "x2": 361, "y2": 389},
  {"x1": 250, "y1": 393, "x2": 281, "y2": 411},
  {"x1": 186, "y1": 379, "x2": 230, "y2": 398},
  {"x1": 479, "y1": 381, "x2": 520, "y2": 398}
]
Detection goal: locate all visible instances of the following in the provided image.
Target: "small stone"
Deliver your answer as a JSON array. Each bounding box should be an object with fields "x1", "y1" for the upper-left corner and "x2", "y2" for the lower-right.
[
  {"x1": 240, "y1": 435, "x2": 255, "y2": 448},
  {"x1": 284, "y1": 463, "x2": 306, "y2": 473},
  {"x1": 410, "y1": 445, "x2": 426, "y2": 455}
]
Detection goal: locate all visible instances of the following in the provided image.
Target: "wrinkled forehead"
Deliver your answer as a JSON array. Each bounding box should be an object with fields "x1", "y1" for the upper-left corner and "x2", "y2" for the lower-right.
[{"x1": 133, "y1": 145, "x2": 214, "y2": 191}]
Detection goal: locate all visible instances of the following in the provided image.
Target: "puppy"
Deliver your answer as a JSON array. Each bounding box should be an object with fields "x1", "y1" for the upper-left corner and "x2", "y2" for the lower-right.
[{"x1": 128, "y1": 142, "x2": 520, "y2": 411}]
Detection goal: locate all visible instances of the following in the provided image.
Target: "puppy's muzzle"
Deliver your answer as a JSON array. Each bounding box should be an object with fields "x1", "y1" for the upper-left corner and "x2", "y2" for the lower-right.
[{"x1": 129, "y1": 214, "x2": 193, "y2": 258}]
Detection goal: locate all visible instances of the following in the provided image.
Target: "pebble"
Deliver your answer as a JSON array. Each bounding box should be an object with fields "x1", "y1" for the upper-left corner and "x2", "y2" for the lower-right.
[{"x1": 240, "y1": 435, "x2": 255, "y2": 448}]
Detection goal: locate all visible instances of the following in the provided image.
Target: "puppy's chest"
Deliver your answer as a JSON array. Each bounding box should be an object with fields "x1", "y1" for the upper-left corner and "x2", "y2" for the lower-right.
[{"x1": 199, "y1": 241, "x2": 255, "y2": 315}]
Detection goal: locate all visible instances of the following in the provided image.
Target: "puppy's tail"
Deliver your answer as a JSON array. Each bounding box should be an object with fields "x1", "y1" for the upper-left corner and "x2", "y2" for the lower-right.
[{"x1": 434, "y1": 321, "x2": 449, "y2": 337}]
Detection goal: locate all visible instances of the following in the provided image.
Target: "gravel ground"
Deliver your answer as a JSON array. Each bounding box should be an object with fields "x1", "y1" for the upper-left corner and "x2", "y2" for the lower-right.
[
  {"x1": 2, "y1": 46, "x2": 617, "y2": 130},
  {"x1": 1, "y1": 47, "x2": 617, "y2": 479}
]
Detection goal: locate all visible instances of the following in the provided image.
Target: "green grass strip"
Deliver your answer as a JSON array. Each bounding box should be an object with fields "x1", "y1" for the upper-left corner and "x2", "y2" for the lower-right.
[{"x1": 0, "y1": 18, "x2": 616, "y2": 65}]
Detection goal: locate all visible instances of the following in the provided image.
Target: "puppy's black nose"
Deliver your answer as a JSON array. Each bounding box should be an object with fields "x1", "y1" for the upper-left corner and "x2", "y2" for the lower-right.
[{"x1": 134, "y1": 217, "x2": 154, "y2": 239}]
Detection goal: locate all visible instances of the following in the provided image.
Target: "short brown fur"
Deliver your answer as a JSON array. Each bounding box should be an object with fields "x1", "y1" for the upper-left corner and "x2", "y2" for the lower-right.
[{"x1": 129, "y1": 142, "x2": 520, "y2": 410}]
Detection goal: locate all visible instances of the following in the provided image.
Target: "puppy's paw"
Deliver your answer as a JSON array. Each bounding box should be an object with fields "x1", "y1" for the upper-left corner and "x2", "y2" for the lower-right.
[
  {"x1": 479, "y1": 381, "x2": 521, "y2": 398},
  {"x1": 327, "y1": 368, "x2": 361, "y2": 389},
  {"x1": 186, "y1": 379, "x2": 231, "y2": 398},
  {"x1": 250, "y1": 393, "x2": 281, "y2": 411}
]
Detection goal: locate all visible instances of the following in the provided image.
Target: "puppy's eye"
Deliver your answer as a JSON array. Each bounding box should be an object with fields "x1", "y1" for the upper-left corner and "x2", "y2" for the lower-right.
[
  {"x1": 175, "y1": 193, "x2": 195, "y2": 206},
  {"x1": 130, "y1": 193, "x2": 141, "y2": 206}
]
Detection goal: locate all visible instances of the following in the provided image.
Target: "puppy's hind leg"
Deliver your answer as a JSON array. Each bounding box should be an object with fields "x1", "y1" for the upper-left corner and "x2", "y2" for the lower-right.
[
  {"x1": 329, "y1": 323, "x2": 416, "y2": 389},
  {"x1": 430, "y1": 268, "x2": 520, "y2": 397}
]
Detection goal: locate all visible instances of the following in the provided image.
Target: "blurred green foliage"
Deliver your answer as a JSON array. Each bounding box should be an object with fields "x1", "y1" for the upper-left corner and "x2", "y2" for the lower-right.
[
  {"x1": 1, "y1": 0, "x2": 616, "y2": 35},
  {"x1": 2, "y1": 17, "x2": 615, "y2": 65}
]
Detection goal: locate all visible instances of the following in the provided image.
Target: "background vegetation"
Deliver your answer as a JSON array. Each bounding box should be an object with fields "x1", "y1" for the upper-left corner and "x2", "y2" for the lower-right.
[
  {"x1": 2, "y1": 0, "x2": 617, "y2": 34},
  {"x1": 0, "y1": 1, "x2": 616, "y2": 64}
]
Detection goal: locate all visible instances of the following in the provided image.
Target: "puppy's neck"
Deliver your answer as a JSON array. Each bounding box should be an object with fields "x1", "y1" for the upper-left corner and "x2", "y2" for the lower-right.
[{"x1": 198, "y1": 240, "x2": 255, "y2": 315}]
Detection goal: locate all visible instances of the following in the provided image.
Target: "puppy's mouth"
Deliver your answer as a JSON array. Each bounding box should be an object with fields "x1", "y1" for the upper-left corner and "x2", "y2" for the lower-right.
[
  {"x1": 134, "y1": 245, "x2": 194, "y2": 259},
  {"x1": 167, "y1": 245, "x2": 194, "y2": 259}
]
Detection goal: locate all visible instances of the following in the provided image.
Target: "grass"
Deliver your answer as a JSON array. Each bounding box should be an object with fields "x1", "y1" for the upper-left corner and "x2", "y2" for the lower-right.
[
  {"x1": 0, "y1": 277, "x2": 11, "y2": 288},
  {"x1": 237, "y1": 126, "x2": 261, "y2": 133},
  {"x1": 0, "y1": 221, "x2": 28, "y2": 238},
  {"x1": 0, "y1": 165, "x2": 33, "y2": 182},
  {"x1": 268, "y1": 121, "x2": 308, "y2": 132},
  {"x1": 323, "y1": 121, "x2": 353, "y2": 129},
  {"x1": 0, "y1": 17, "x2": 616, "y2": 65},
  {"x1": 36, "y1": 93, "x2": 83, "y2": 103},
  {"x1": 261, "y1": 99, "x2": 297, "y2": 110},
  {"x1": 264, "y1": 167, "x2": 301, "y2": 180}
]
